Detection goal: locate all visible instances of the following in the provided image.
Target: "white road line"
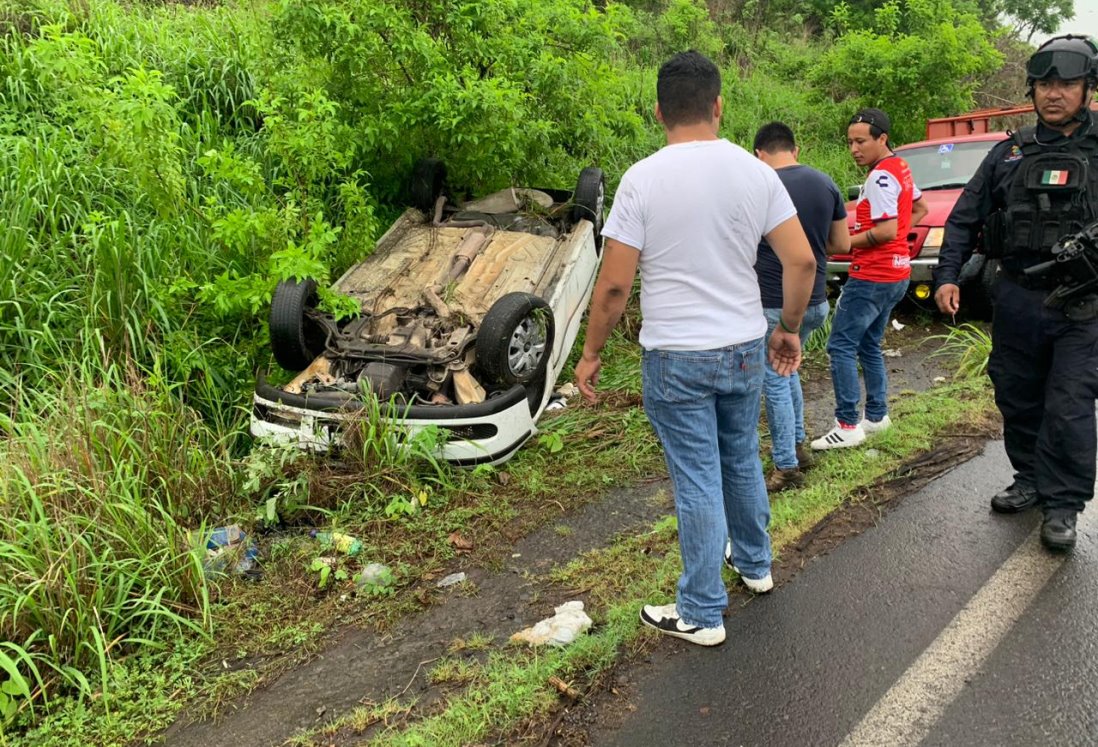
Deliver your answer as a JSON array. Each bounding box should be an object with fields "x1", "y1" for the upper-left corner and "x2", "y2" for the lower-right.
[{"x1": 840, "y1": 528, "x2": 1066, "y2": 747}]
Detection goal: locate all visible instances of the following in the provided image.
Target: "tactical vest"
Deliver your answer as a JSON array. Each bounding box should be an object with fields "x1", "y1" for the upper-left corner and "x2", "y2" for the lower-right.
[{"x1": 989, "y1": 126, "x2": 1098, "y2": 267}]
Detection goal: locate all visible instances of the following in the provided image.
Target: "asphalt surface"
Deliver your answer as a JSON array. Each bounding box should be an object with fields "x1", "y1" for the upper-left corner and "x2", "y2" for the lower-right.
[{"x1": 589, "y1": 441, "x2": 1098, "y2": 747}]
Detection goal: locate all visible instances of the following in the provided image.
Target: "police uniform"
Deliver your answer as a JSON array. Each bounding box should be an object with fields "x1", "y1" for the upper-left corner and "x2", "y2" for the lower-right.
[{"x1": 934, "y1": 111, "x2": 1098, "y2": 546}]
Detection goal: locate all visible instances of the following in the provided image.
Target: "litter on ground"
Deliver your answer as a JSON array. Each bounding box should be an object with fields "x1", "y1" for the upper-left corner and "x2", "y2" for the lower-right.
[
  {"x1": 510, "y1": 600, "x2": 593, "y2": 647},
  {"x1": 192, "y1": 524, "x2": 260, "y2": 577},
  {"x1": 436, "y1": 571, "x2": 467, "y2": 588}
]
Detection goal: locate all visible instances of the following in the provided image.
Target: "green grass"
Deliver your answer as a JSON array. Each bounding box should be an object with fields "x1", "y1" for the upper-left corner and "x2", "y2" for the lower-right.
[
  {"x1": 929, "y1": 322, "x2": 993, "y2": 380},
  {"x1": 0, "y1": 371, "x2": 233, "y2": 726},
  {"x1": 9, "y1": 640, "x2": 209, "y2": 747}
]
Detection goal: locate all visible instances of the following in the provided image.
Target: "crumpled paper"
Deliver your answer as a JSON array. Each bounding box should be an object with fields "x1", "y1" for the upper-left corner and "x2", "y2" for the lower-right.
[{"x1": 510, "y1": 600, "x2": 592, "y2": 647}]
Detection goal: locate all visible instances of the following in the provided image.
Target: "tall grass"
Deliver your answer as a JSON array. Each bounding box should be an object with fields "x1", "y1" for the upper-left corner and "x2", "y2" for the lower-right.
[
  {"x1": 0, "y1": 365, "x2": 239, "y2": 723},
  {"x1": 0, "y1": 7, "x2": 273, "y2": 723},
  {"x1": 930, "y1": 322, "x2": 992, "y2": 379}
]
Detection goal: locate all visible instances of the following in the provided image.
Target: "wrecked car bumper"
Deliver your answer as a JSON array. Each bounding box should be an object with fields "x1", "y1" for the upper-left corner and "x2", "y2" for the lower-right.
[{"x1": 250, "y1": 379, "x2": 538, "y2": 467}]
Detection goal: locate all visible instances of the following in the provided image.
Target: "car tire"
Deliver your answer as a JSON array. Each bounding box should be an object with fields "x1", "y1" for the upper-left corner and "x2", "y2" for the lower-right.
[
  {"x1": 270, "y1": 278, "x2": 327, "y2": 371},
  {"x1": 411, "y1": 158, "x2": 447, "y2": 214},
  {"x1": 571, "y1": 166, "x2": 605, "y2": 250},
  {"x1": 476, "y1": 292, "x2": 555, "y2": 388}
]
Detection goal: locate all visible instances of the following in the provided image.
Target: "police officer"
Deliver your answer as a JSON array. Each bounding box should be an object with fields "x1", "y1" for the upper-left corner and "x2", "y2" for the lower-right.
[{"x1": 934, "y1": 35, "x2": 1098, "y2": 552}]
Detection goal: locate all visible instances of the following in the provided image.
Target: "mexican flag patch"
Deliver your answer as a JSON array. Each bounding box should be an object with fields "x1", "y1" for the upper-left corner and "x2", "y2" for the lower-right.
[{"x1": 1041, "y1": 169, "x2": 1070, "y2": 185}]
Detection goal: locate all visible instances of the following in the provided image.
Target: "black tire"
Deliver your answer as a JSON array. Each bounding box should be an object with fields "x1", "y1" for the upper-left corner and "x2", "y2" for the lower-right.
[
  {"x1": 475, "y1": 292, "x2": 555, "y2": 388},
  {"x1": 571, "y1": 166, "x2": 605, "y2": 249},
  {"x1": 269, "y1": 278, "x2": 327, "y2": 371},
  {"x1": 411, "y1": 158, "x2": 447, "y2": 214}
]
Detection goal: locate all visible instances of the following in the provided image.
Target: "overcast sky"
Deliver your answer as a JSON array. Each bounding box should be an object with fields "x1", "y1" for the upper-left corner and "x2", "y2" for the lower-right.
[{"x1": 1041, "y1": 0, "x2": 1098, "y2": 41}]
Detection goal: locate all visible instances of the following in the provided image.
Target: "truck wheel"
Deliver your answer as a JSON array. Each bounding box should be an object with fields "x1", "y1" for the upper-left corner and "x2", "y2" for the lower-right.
[
  {"x1": 270, "y1": 278, "x2": 327, "y2": 371},
  {"x1": 571, "y1": 166, "x2": 605, "y2": 250},
  {"x1": 411, "y1": 158, "x2": 447, "y2": 214},
  {"x1": 476, "y1": 292, "x2": 555, "y2": 388}
]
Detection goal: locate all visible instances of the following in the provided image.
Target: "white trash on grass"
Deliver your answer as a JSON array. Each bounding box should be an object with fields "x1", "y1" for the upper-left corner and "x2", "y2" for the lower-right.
[
  {"x1": 436, "y1": 571, "x2": 467, "y2": 588},
  {"x1": 354, "y1": 563, "x2": 393, "y2": 590},
  {"x1": 510, "y1": 600, "x2": 592, "y2": 647},
  {"x1": 545, "y1": 382, "x2": 580, "y2": 412}
]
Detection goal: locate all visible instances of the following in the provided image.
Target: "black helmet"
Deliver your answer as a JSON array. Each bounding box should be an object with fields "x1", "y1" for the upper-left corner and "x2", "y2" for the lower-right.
[{"x1": 1026, "y1": 34, "x2": 1098, "y2": 88}]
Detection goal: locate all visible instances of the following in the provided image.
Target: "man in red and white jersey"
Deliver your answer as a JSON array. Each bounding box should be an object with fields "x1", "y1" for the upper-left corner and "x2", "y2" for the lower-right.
[{"x1": 812, "y1": 108, "x2": 928, "y2": 450}]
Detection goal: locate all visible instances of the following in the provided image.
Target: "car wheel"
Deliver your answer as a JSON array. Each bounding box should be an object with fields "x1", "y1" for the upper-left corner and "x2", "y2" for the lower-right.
[
  {"x1": 270, "y1": 278, "x2": 327, "y2": 371},
  {"x1": 476, "y1": 292, "x2": 555, "y2": 388},
  {"x1": 571, "y1": 166, "x2": 605, "y2": 250},
  {"x1": 411, "y1": 158, "x2": 447, "y2": 214}
]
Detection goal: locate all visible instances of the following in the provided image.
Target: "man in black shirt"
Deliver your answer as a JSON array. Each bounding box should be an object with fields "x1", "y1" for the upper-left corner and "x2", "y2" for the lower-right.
[
  {"x1": 934, "y1": 35, "x2": 1098, "y2": 552},
  {"x1": 753, "y1": 122, "x2": 850, "y2": 491}
]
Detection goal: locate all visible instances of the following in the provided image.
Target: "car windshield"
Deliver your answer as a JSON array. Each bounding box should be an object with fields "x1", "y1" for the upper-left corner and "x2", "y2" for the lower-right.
[{"x1": 898, "y1": 140, "x2": 999, "y2": 190}]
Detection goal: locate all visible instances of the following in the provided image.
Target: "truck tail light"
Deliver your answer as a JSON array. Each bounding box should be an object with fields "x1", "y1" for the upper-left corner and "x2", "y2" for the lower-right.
[{"x1": 919, "y1": 227, "x2": 946, "y2": 259}]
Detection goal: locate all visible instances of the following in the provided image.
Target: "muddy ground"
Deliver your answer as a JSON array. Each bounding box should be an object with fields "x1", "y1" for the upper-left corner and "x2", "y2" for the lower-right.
[{"x1": 159, "y1": 307, "x2": 972, "y2": 747}]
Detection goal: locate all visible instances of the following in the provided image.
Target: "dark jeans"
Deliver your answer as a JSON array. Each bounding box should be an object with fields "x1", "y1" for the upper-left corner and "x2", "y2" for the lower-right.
[
  {"x1": 827, "y1": 278, "x2": 909, "y2": 426},
  {"x1": 988, "y1": 276, "x2": 1098, "y2": 514}
]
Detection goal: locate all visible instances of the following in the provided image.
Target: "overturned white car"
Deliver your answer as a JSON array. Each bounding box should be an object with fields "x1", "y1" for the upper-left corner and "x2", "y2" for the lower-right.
[{"x1": 251, "y1": 161, "x2": 604, "y2": 466}]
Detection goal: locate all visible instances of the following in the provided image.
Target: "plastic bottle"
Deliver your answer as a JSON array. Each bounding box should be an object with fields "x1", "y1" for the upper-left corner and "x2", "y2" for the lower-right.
[{"x1": 310, "y1": 530, "x2": 363, "y2": 556}]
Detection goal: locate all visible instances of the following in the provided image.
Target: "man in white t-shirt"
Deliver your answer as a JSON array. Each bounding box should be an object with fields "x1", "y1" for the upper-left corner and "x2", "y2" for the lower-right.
[{"x1": 574, "y1": 51, "x2": 816, "y2": 647}]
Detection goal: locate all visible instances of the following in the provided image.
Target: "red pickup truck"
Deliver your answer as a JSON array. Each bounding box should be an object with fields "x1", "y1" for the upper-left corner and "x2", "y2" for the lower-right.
[{"x1": 826, "y1": 103, "x2": 1098, "y2": 316}]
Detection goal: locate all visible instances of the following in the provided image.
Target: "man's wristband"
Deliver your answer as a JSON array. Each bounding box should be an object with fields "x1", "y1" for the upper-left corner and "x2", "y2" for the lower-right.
[{"x1": 779, "y1": 315, "x2": 800, "y2": 334}]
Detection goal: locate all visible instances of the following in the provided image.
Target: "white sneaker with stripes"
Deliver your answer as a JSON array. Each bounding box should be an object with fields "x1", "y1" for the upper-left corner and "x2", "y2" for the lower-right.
[{"x1": 811, "y1": 421, "x2": 866, "y2": 450}]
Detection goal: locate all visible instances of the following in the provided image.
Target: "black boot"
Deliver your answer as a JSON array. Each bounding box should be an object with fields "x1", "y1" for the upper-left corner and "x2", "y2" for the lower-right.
[
  {"x1": 1040, "y1": 511, "x2": 1078, "y2": 552},
  {"x1": 990, "y1": 483, "x2": 1039, "y2": 513}
]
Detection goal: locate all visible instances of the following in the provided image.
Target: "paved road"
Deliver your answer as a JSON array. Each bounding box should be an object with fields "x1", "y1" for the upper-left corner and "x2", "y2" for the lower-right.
[{"x1": 589, "y1": 441, "x2": 1098, "y2": 747}]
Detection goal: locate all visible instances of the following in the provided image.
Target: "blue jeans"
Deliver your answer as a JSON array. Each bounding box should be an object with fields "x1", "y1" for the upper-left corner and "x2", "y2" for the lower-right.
[
  {"x1": 827, "y1": 278, "x2": 909, "y2": 426},
  {"x1": 763, "y1": 300, "x2": 831, "y2": 470},
  {"x1": 642, "y1": 339, "x2": 772, "y2": 628}
]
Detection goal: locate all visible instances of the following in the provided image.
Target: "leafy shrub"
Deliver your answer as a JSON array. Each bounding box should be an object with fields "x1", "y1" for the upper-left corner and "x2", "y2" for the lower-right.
[{"x1": 809, "y1": 0, "x2": 1003, "y2": 144}]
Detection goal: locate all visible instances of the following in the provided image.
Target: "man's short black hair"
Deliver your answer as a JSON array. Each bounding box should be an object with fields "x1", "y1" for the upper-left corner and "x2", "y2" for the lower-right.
[
  {"x1": 657, "y1": 51, "x2": 721, "y2": 128},
  {"x1": 754, "y1": 122, "x2": 796, "y2": 154}
]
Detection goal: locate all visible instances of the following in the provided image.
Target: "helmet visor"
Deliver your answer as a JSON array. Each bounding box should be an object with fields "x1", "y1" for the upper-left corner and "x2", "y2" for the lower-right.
[{"x1": 1027, "y1": 49, "x2": 1093, "y2": 81}]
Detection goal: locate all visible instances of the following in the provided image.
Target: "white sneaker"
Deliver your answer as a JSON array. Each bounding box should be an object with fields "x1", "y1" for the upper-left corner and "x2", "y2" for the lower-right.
[
  {"x1": 640, "y1": 603, "x2": 726, "y2": 646},
  {"x1": 810, "y1": 421, "x2": 866, "y2": 450},
  {"x1": 861, "y1": 414, "x2": 892, "y2": 435},
  {"x1": 723, "y1": 540, "x2": 774, "y2": 593}
]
